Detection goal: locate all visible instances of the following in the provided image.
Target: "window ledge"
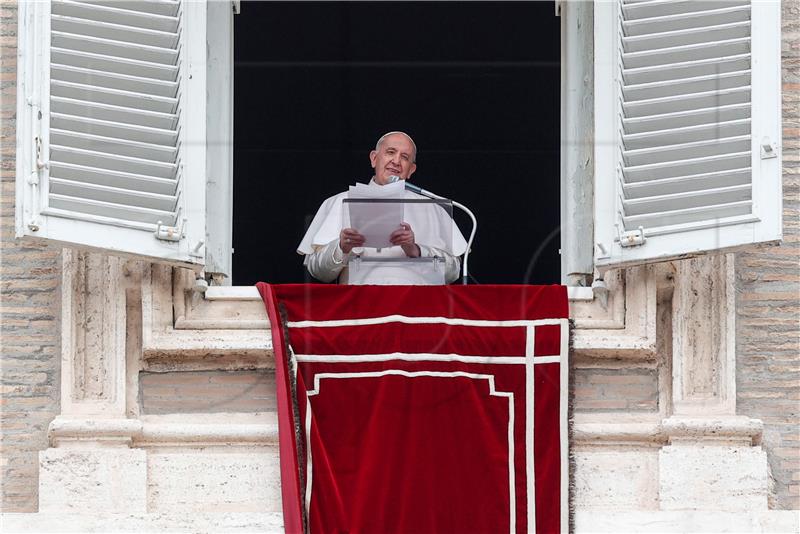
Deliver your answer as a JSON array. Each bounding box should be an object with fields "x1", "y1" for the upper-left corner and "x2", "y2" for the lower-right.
[{"x1": 205, "y1": 285, "x2": 596, "y2": 302}]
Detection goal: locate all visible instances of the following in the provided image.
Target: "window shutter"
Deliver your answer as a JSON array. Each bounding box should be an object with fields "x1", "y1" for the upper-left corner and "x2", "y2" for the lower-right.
[
  {"x1": 16, "y1": 0, "x2": 207, "y2": 266},
  {"x1": 593, "y1": 0, "x2": 782, "y2": 269}
]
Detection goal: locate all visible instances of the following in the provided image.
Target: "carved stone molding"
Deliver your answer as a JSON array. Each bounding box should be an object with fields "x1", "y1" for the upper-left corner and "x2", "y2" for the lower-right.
[
  {"x1": 49, "y1": 416, "x2": 141, "y2": 448},
  {"x1": 61, "y1": 249, "x2": 127, "y2": 416},
  {"x1": 661, "y1": 416, "x2": 763, "y2": 446},
  {"x1": 572, "y1": 416, "x2": 764, "y2": 448},
  {"x1": 47, "y1": 415, "x2": 279, "y2": 448},
  {"x1": 174, "y1": 269, "x2": 269, "y2": 330},
  {"x1": 570, "y1": 268, "x2": 626, "y2": 330},
  {"x1": 572, "y1": 422, "x2": 667, "y2": 447},
  {"x1": 572, "y1": 266, "x2": 658, "y2": 359},
  {"x1": 670, "y1": 254, "x2": 736, "y2": 416},
  {"x1": 655, "y1": 254, "x2": 770, "y2": 512},
  {"x1": 141, "y1": 266, "x2": 272, "y2": 371}
]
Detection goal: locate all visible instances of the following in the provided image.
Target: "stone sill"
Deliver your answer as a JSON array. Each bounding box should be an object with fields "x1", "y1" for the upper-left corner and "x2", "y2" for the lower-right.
[
  {"x1": 146, "y1": 267, "x2": 656, "y2": 364},
  {"x1": 574, "y1": 511, "x2": 799, "y2": 533},
  {"x1": 0, "y1": 513, "x2": 284, "y2": 533},
  {"x1": 145, "y1": 285, "x2": 595, "y2": 362},
  {"x1": 204, "y1": 284, "x2": 596, "y2": 301},
  {"x1": 573, "y1": 416, "x2": 764, "y2": 447},
  {"x1": 47, "y1": 415, "x2": 762, "y2": 449},
  {"x1": 49, "y1": 414, "x2": 279, "y2": 447},
  {"x1": 2, "y1": 510, "x2": 796, "y2": 533}
]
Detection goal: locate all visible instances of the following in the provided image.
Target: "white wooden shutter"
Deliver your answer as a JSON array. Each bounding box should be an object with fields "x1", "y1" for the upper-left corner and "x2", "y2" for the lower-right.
[
  {"x1": 593, "y1": 0, "x2": 782, "y2": 269},
  {"x1": 16, "y1": 0, "x2": 207, "y2": 266}
]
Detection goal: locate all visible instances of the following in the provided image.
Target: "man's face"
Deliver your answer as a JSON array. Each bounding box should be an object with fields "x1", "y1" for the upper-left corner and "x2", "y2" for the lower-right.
[{"x1": 370, "y1": 134, "x2": 417, "y2": 185}]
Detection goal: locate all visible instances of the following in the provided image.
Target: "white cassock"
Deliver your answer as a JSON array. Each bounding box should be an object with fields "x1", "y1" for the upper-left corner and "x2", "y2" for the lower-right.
[{"x1": 298, "y1": 179, "x2": 468, "y2": 284}]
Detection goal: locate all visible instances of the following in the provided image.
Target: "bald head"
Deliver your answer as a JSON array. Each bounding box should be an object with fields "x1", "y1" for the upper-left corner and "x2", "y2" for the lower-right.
[
  {"x1": 370, "y1": 131, "x2": 418, "y2": 185},
  {"x1": 375, "y1": 131, "x2": 417, "y2": 163}
]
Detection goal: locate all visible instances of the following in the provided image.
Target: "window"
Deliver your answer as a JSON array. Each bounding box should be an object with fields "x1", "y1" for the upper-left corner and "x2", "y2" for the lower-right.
[
  {"x1": 231, "y1": 2, "x2": 561, "y2": 285},
  {"x1": 16, "y1": 0, "x2": 783, "y2": 282}
]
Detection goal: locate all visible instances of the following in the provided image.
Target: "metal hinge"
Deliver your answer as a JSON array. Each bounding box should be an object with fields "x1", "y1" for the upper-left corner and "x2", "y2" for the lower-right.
[
  {"x1": 619, "y1": 226, "x2": 645, "y2": 248},
  {"x1": 27, "y1": 136, "x2": 45, "y2": 232},
  {"x1": 34, "y1": 135, "x2": 48, "y2": 171},
  {"x1": 154, "y1": 219, "x2": 186, "y2": 242}
]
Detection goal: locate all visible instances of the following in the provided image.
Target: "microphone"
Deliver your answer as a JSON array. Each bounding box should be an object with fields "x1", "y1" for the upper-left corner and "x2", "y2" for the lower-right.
[
  {"x1": 386, "y1": 175, "x2": 478, "y2": 286},
  {"x1": 387, "y1": 175, "x2": 439, "y2": 199}
]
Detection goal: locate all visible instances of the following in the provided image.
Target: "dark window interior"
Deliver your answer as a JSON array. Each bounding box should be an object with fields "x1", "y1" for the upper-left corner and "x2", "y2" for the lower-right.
[{"x1": 233, "y1": 1, "x2": 560, "y2": 285}]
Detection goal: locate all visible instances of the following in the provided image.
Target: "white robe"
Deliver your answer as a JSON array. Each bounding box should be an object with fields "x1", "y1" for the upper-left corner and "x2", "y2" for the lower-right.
[{"x1": 298, "y1": 180, "x2": 468, "y2": 284}]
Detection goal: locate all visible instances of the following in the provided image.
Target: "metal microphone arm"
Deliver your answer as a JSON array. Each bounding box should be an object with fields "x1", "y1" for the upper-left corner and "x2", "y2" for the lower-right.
[
  {"x1": 451, "y1": 200, "x2": 477, "y2": 285},
  {"x1": 392, "y1": 178, "x2": 477, "y2": 285}
]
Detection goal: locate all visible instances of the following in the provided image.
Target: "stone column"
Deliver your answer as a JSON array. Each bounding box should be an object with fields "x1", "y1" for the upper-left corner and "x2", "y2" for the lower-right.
[
  {"x1": 660, "y1": 253, "x2": 769, "y2": 511},
  {"x1": 39, "y1": 249, "x2": 146, "y2": 513}
]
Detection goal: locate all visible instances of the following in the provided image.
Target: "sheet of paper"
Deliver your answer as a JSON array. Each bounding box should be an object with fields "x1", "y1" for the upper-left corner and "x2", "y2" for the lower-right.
[{"x1": 345, "y1": 181, "x2": 405, "y2": 249}]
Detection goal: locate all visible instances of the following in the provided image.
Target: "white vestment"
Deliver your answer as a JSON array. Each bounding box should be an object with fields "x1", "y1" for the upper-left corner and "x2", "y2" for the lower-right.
[{"x1": 298, "y1": 179, "x2": 468, "y2": 284}]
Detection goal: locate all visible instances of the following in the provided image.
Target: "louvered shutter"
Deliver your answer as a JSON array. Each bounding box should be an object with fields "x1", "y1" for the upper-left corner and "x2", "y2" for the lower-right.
[
  {"x1": 16, "y1": 0, "x2": 207, "y2": 266},
  {"x1": 593, "y1": 0, "x2": 782, "y2": 269}
]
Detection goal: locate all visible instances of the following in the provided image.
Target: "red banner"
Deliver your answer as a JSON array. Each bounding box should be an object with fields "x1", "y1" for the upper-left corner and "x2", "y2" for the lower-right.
[{"x1": 258, "y1": 284, "x2": 568, "y2": 534}]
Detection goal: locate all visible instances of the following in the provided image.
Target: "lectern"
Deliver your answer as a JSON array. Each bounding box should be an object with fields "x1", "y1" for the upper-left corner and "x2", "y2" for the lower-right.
[{"x1": 342, "y1": 197, "x2": 456, "y2": 285}]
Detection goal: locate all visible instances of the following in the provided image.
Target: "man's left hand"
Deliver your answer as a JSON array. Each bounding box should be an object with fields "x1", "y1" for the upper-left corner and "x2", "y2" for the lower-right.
[{"x1": 390, "y1": 222, "x2": 420, "y2": 258}]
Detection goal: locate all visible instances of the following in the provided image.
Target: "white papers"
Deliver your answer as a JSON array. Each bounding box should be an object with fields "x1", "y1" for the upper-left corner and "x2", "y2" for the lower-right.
[{"x1": 345, "y1": 180, "x2": 405, "y2": 249}]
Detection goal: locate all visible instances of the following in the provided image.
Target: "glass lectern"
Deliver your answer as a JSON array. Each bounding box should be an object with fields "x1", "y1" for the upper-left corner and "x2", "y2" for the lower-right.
[{"x1": 341, "y1": 198, "x2": 456, "y2": 285}]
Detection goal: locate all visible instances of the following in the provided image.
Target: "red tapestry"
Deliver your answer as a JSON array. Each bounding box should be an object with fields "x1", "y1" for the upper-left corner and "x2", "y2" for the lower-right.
[{"x1": 257, "y1": 283, "x2": 569, "y2": 534}]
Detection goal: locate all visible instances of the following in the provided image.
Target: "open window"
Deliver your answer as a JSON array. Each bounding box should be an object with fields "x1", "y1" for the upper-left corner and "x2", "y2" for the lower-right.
[
  {"x1": 231, "y1": 2, "x2": 562, "y2": 285},
  {"x1": 15, "y1": 0, "x2": 783, "y2": 285},
  {"x1": 593, "y1": 0, "x2": 782, "y2": 270}
]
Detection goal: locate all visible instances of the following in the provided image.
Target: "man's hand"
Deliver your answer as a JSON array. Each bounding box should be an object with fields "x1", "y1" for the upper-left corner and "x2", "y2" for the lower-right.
[
  {"x1": 390, "y1": 222, "x2": 420, "y2": 258},
  {"x1": 339, "y1": 228, "x2": 365, "y2": 254}
]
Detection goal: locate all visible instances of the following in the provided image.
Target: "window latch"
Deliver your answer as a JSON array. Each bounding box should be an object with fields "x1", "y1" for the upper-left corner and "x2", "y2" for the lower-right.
[
  {"x1": 154, "y1": 218, "x2": 186, "y2": 242},
  {"x1": 760, "y1": 137, "x2": 778, "y2": 160},
  {"x1": 619, "y1": 226, "x2": 645, "y2": 248}
]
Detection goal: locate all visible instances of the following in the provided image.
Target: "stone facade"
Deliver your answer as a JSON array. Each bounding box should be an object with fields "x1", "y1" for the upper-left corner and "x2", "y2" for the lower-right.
[
  {"x1": 733, "y1": 0, "x2": 800, "y2": 510},
  {"x1": 0, "y1": 0, "x2": 798, "y2": 532},
  {"x1": 0, "y1": 0, "x2": 61, "y2": 513}
]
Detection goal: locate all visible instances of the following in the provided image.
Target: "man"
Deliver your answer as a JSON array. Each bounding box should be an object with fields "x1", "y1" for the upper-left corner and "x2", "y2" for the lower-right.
[{"x1": 298, "y1": 131, "x2": 467, "y2": 284}]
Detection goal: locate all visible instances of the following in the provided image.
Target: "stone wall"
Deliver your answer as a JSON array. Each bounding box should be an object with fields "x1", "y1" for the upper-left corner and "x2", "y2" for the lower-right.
[
  {"x1": 139, "y1": 370, "x2": 276, "y2": 414},
  {"x1": 573, "y1": 367, "x2": 659, "y2": 413},
  {"x1": 0, "y1": 0, "x2": 62, "y2": 513},
  {"x1": 734, "y1": 0, "x2": 800, "y2": 511}
]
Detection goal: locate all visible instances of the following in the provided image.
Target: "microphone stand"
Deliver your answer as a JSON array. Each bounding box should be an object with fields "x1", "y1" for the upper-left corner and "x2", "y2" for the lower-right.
[
  {"x1": 451, "y1": 199, "x2": 477, "y2": 285},
  {"x1": 392, "y1": 178, "x2": 477, "y2": 285}
]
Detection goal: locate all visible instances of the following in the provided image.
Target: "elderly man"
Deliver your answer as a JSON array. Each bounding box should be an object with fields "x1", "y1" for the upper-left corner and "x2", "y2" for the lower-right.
[{"x1": 298, "y1": 131, "x2": 467, "y2": 284}]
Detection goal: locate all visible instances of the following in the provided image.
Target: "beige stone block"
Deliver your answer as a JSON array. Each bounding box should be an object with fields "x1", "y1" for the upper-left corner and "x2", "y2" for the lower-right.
[
  {"x1": 38, "y1": 448, "x2": 147, "y2": 513},
  {"x1": 659, "y1": 445, "x2": 769, "y2": 511},
  {"x1": 575, "y1": 511, "x2": 800, "y2": 533},
  {"x1": 573, "y1": 448, "x2": 659, "y2": 511},
  {"x1": 146, "y1": 449, "x2": 281, "y2": 512},
  {"x1": 0, "y1": 512, "x2": 285, "y2": 532}
]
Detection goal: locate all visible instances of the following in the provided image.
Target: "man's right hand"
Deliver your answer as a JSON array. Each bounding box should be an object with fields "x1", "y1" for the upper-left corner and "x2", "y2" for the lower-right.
[{"x1": 339, "y1": 228, "x2": 365, "y2": 254}]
